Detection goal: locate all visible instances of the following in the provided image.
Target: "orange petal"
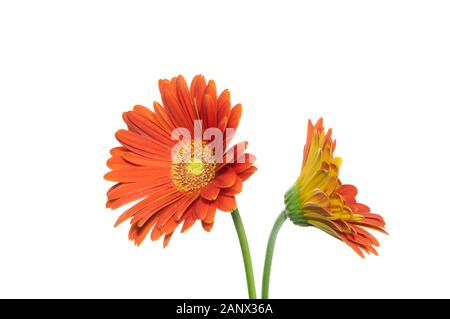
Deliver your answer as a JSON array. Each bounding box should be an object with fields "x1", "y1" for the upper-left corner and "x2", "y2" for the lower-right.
[
  {"x1": 107, "y1": 188, "x2": 153, "y2": 210},
  {"x1": 217, "y1": 195, "x2": 237, "y2": 212},
  {"x1": 348, "y1": 232, "x2": 373, "y2": 247},
  {"x1": 352, "y1": 225, "x2": 380, "y2": 247},
  {"x1": 107, "y1": 156, "x2": 131, "y2": 169},
  {"x1": 153, "y1": 101, "x2": 176, "y2": 132},
  {"x1": 349, "y1": 202, "x2": 371, "y2": 214},
  {"x1": 202, "y1": 94, "x2": 217, "y2": 129},
  {"x1": 181, "y1": 213, "x2": 196, "y2": 233},
  {"x1": 175, "y1": 75, "x2": 196, "y2": 123},
  {"x1": 133, "y1": 105, "x2": 158, "y2": 123},
  {"x1": 338, "y1": 184, "x2": 358, "y2": 200},
  {"x1": 126, "y1": 111, "x2": 173, "y2": 145},
  {"x1": 116, "y1": 129, "x2": 158, "y2": 153},
  {"x1": 159, "y1": 216, "x2": 179, "y2": 238},
  {"x1": 215, "y1": 167, "x2": 237, "y2": 188},
  {"x1": 315, "y1": 117, "x2": 324, "y2": 132},
  {"x1": 205, "y1": 79, "x2": 217, "y2": 102},
  {"x1": 158, "y1": 78, "x2": 176, "y2": 97},
  {"x1": 110, "y1": 147, "x2": 127, "y2": 156},
  {"x1": 227, "y1": 104, "x2": 242, "y2": 130},
  {"x1": 200, "y1": 182, "x2": 221, "y2": 200},
  {"x1": 365, "y1": 245, "x2": 379, "y2": 256},
  {"x1": 217, "y1": 89, "x2": 230, "y2": 115},
  {"x1": 302, "y1": 119, "x2": 315, "y2": 166},
  {"x1": 150, "y1": 222, "x2": 163, "y2": 241},
  {"x1": 219, "y1": 142, "x2": 248, "y2": 169},
  {"x1": 130, "y1": 216, "x2": 158, "y2": 246},
  {"x1": 238, "y1": 166, "x2": 257, "y2": 182},
  {"x1": 230, "y1": 154, "x2": 256, "y2": 173},
  {"x1": 114, "y1": 187, "x2": 180, "y2": 226},
  {"x1": 222, "y1": 176, "x2": 243, "y2": 196},
  {"x1": 342, "y1": 236, "x2": 365, "y2": 258},
  {"x1": 163, "y1": 232, "x2": 174, "y2": 248},
  {"x1": 115, "y1": 130, "x2": 171, "y2": 161},
  {"x1": 157, "y1": 193, "x2": 199, "y2": 230},
  {"x1": 107, "y1": 180, "x2": 173, "y2": 209},
  {"x1": 193, "y1": 198, "x2": 209, "y2": 220},
  {"x1": 203, "y1": 200, "x2": 217, "y2": 224},
  {"x1": 202, "y1": 221, "x2": 214, "y2": 232},
  {"x1": 161, "y1": 87, "x2": 192, "y2": 131},
  {"x1": 104, "y1": 167, "x2": 170, "y2": 183},
  {"x1": 122, "y1": 151, "x2": 171, "y2": 168},
  {"x1": 190, "y1": 75, "x2": 206, "y2": 118},
  {"x1": 217, "y1": 91, "x2": 231, "y2": 130},
  {"x1": 107, "y1": 180, "x2": 168, "y2": 201},
  {"x1": 131, "y1": 192, "x2": 184, "y2": 227}
]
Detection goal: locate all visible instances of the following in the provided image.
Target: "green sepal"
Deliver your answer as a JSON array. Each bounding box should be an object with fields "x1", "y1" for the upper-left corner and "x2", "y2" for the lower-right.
[{"x1": 284, "y1": 184, "x2": 309, "y2": 227}]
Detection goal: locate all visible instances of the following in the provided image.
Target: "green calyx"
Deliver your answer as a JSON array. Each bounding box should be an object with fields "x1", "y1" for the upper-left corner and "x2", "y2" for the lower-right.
[{"x1": 284, "y1": 185, "x2": 308, "y2": 227}]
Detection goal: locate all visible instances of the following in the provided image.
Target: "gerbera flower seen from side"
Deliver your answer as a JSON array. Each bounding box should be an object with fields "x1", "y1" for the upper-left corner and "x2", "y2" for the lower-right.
[
  {"x1": 261, "y1": 118, "x2": 386, "y2": 298},
  {"x1": 284, "y1": 118, "x2": 386, "y2": 256}
]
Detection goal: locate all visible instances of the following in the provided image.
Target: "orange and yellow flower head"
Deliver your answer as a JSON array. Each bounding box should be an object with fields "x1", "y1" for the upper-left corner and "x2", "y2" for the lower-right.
[
  {"x1": 284, "y1": 118, "x2": 386, "y2": 257},
  {"x1": 105, "y1": 75, "x2": 256, "y2": 247}
]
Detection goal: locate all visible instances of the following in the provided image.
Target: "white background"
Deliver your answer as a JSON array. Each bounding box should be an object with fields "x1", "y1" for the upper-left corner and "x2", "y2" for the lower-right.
[{"x1": 1, "y1": 0, "x2": 449, "y2": 299}]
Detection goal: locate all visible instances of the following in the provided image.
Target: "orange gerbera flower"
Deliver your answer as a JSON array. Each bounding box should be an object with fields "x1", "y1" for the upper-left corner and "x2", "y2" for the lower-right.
[
  {"x1": 284, "y1": 118, "x2": 386, "y2": 257},
  {"x1": 105, "y1": 75, "x2": 256, "y2": 247}
]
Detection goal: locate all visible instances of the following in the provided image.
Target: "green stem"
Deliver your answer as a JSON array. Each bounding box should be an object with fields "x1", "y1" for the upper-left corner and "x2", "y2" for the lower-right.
[
  {"x1": 231, "y1": 208, "x2": 257, "y2": 299},
  {"x1": 262, "y1": 210, "x2": 287, "y2": 299}
]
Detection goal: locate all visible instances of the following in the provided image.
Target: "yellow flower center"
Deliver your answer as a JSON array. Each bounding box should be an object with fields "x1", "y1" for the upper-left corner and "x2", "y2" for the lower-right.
[
  {"x1": 186, "y1": 161, "x2": 204, "y2": 175},
  {"x1": 171, "y1": 141, "x2": 216, "y2": 192}
]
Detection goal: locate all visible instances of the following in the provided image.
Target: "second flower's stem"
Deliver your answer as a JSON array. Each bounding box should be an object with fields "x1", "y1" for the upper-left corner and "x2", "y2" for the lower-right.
[
  {"x1": 262, "y1": 210, "x2": 287, "y2": 299},
  {"x1": 231, "y1": 208, "x2": 257, "y2": 299}
]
